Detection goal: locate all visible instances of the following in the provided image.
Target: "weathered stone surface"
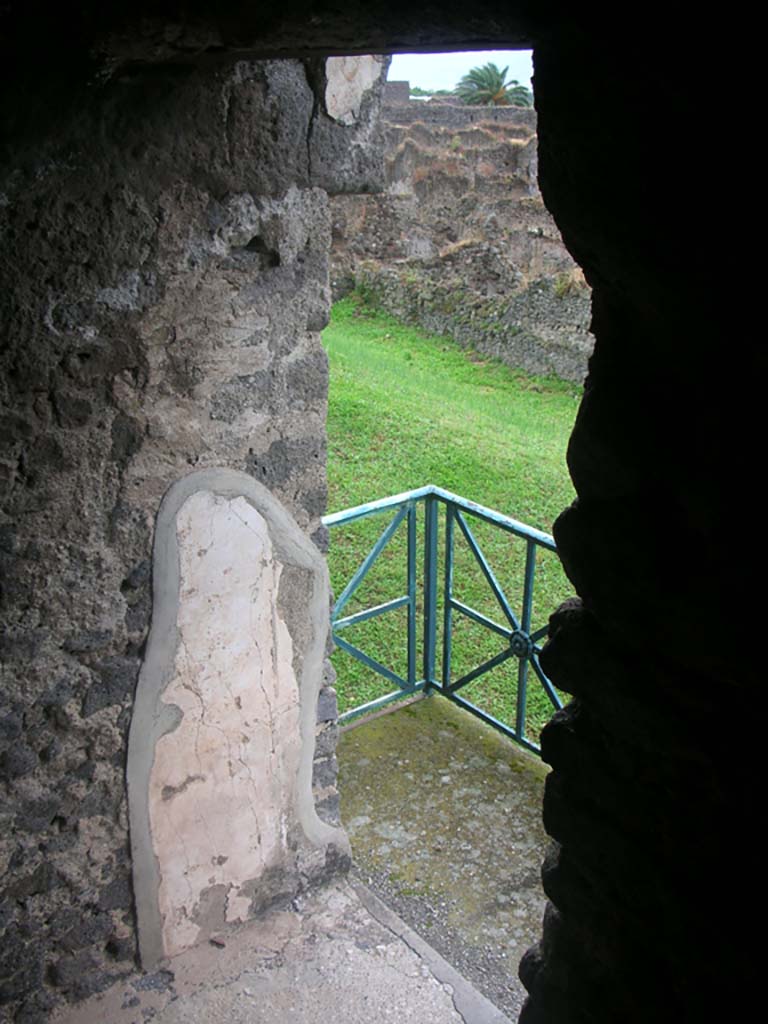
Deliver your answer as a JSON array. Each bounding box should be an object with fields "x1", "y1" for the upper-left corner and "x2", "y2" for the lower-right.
[
  {"x1": 49, "y1": 878, "x2": 506, "y2": 1024},
  {"x1": 305, "y1": 55, "x2": 391, "y2": 196},
  {"x1": 316, "y1": 686, "x2": 339, "y2": 723},
  {"x1": 0, "y1": 52, "x2": 386, "y2": 1019},
  {"x1": 325, "y1": 56, "x2": 388, "y2": 126},
  {"x1": 128, "y1": 470, "x2": 349, "y2": 966},
  {"x1": 331, "y1": 96, "x2": 592, "y2": 381},
  {"x1": 339, "y1": 698, "x2": 549, "y2": 1019},
  {"x1": 0, "y1": 6, "x2": 753, "y2": 1024},
  {"x1": 314, "y1": 722, "x2": 339, "y2": 757}
]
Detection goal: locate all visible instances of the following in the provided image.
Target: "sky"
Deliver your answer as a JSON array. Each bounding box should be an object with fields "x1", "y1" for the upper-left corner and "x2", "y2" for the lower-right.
[{"x1": 388, "y1": 50, "x2": 533, "y2": 94}]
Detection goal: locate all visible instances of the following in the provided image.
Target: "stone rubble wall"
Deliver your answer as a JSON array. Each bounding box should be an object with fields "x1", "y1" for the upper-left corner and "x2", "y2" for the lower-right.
[
  {"x1": 0, "y1": 7, "x2": 751, "y2": 1024},
  {"x1": 0, "y1": 55, "x2": 387, "y2": 1021},
  {"x1": 330, "y1": 93, "x2": 592, "y2": 382}
]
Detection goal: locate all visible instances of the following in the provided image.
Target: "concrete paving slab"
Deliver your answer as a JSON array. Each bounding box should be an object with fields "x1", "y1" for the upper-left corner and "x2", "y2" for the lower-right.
[{"x1": 52, "y1": 879, "x2": 511, "y2": 1024}]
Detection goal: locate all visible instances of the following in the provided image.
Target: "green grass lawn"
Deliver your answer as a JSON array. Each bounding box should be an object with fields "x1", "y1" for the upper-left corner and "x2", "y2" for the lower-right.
[{"x1": 323, "y1": 295, "x2": 581, "y2": 742}]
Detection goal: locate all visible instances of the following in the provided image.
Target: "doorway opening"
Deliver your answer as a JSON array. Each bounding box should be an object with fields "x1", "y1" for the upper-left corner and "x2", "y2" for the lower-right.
[{"x1": 323, "y1": 48, "x2": 586, "y2": 1019}]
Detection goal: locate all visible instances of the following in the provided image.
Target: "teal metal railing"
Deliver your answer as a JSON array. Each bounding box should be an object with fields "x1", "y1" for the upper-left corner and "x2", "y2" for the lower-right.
[{"x1": 323, "y1": 485, "x2": 563, "y2": 753}]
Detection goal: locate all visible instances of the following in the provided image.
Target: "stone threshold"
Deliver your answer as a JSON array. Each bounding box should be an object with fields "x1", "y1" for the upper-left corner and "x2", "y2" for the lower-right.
[{"x1": 52, "y1": 878, "x2": 510, "y2": 1024}]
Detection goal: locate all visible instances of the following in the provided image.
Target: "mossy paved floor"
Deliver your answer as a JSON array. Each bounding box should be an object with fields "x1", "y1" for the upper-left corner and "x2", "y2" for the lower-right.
[{"x1": 338, "y1": 695, "x2": 549, "y2": 1020}]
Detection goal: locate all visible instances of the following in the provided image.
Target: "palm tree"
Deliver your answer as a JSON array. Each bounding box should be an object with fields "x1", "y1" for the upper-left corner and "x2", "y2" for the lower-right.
[{"x1": 456, "y1": 63, "x2": 533, "y2": 108}]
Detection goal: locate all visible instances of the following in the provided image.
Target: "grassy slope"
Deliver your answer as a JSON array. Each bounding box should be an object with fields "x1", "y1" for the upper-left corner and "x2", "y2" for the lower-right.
[{"x1": 323, "y1": 296, "x2": 581, "y2": 740}]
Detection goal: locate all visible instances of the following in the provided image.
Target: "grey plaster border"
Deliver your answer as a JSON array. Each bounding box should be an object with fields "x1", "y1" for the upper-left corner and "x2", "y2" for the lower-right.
[{"x1": 127, "y1": 467, "x2": 349, "y2": 969}]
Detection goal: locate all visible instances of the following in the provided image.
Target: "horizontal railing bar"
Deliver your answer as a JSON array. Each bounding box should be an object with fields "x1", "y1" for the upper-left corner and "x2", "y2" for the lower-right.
[
  {"x1": 339, "y1": 682, "x2": 428, "y2": 724},
  {"x1": 439, "y1": 691, "x2": 541, "y2": 754},
  {"x1": 432, "y1": 487, "x2": 556, "y2": 549},
  {"x1": 450, "y1": 599, "x2": 510, "y2": 640},
  {"x1": 323, "y1": 484, "x2": 555, "y2": 550},
  {"x1": 334, "y1": 595, "x2": 411, "y2": 630},
  {"x1": 333, "y1": 634, "x2": 410, "y2": 691},
  {"x1": 323, "y1": 488, "x2": 432, "y2": 527},
  {"x1": 446, "y1": 646, "x2": 516, "y2": 693}
]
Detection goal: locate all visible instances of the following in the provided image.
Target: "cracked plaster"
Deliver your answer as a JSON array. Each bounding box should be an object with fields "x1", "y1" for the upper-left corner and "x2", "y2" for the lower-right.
[
  {"x1": 325, "y1": 56, "x2": 386, "y2": 126},
  {"x1": 127, "y1": 469, "x2": 349, "y2": 968}
]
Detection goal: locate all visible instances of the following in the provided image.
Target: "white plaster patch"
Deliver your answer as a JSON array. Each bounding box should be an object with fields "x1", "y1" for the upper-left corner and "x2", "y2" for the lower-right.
[
  {"x1": 325, "y1": 56, "x2": 383, "y2": 126},
  {"x1": 148, "y1": 491, "x2": 301, "y2": 958}
]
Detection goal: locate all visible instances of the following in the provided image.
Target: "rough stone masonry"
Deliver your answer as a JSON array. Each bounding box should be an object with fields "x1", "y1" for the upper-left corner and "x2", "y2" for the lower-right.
[
  {"x1": 330, "y1": 86, "x2": 593, "y2": 381},
  {"x1": 0, "y1": 5, "x2": 752, "y2": 1024},
  {"x1": 0, "y1": 54, "x2": 388, "y2": 1021}
]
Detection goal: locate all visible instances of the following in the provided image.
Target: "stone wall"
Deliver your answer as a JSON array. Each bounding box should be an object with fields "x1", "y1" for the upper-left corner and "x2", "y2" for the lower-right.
[
  {"x1": 0, "y1": 6, "x2": 753, "y2": 1024},
  {"x1": 0, "y1": 54, "x2": 387, "y2": 1021},
  {"x1": 330, "y1": 92, "x2": 592, "y2": 381},
  {"x1": 516, "y1": 28, "x2": 748, "y2": 1024}
]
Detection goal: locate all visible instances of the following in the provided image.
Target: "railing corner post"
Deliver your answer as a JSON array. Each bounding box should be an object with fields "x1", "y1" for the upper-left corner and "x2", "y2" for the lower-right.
[{"x1": 423, "y1": 494, "x2": 439, "y2": 689}]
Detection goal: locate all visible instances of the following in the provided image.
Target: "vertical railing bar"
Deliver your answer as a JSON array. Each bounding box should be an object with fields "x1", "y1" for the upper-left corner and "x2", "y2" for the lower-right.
[
  {"x1": 407, "y1": 501, "x2": 417, "y2": 687},
  {"x1": 516, "y1": 659, "x2": 529, "y2": 745},
  {"x1": 423, "y1": 494, "x2": 438, "y2": 689},
  {"x1": 516, "y1": 540, "x2": 537, "y2": 739},
  {"x1": 521, "y1": 539, "x2": 536, "y2": 634},
  {"x1": 441, "y1": 503, "x2": 454, "y2": 691}
]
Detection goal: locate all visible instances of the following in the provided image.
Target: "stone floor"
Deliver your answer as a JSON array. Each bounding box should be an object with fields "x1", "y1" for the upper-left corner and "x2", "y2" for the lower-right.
[
  {"x1": 53, "y1": 879, "x2": 509, "y2": 1024},
  {"x1": 338, "y1": 694, "x2": 550, "y2": 1021},
  {"x1": 53, "y1": 693, "x2": 547, "y2": 1024}
]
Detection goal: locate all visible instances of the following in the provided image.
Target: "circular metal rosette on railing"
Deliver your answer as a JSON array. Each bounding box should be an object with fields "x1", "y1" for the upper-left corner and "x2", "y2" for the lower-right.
[{"x1": 508, "y1": 629, "x2": 534, "y2": 659}]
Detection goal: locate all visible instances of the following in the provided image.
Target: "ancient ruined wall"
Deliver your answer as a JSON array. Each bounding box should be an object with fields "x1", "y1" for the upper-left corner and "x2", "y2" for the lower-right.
[
  {"x1": 0, "y1": 55, "x2": 387, "y2": 1021},
  {"x1": 331, "y1": 92, "x2": 592, "y2": 381},
  {"x1": 0, "y1": 6, "x2": 754, "y2": 1024}
]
